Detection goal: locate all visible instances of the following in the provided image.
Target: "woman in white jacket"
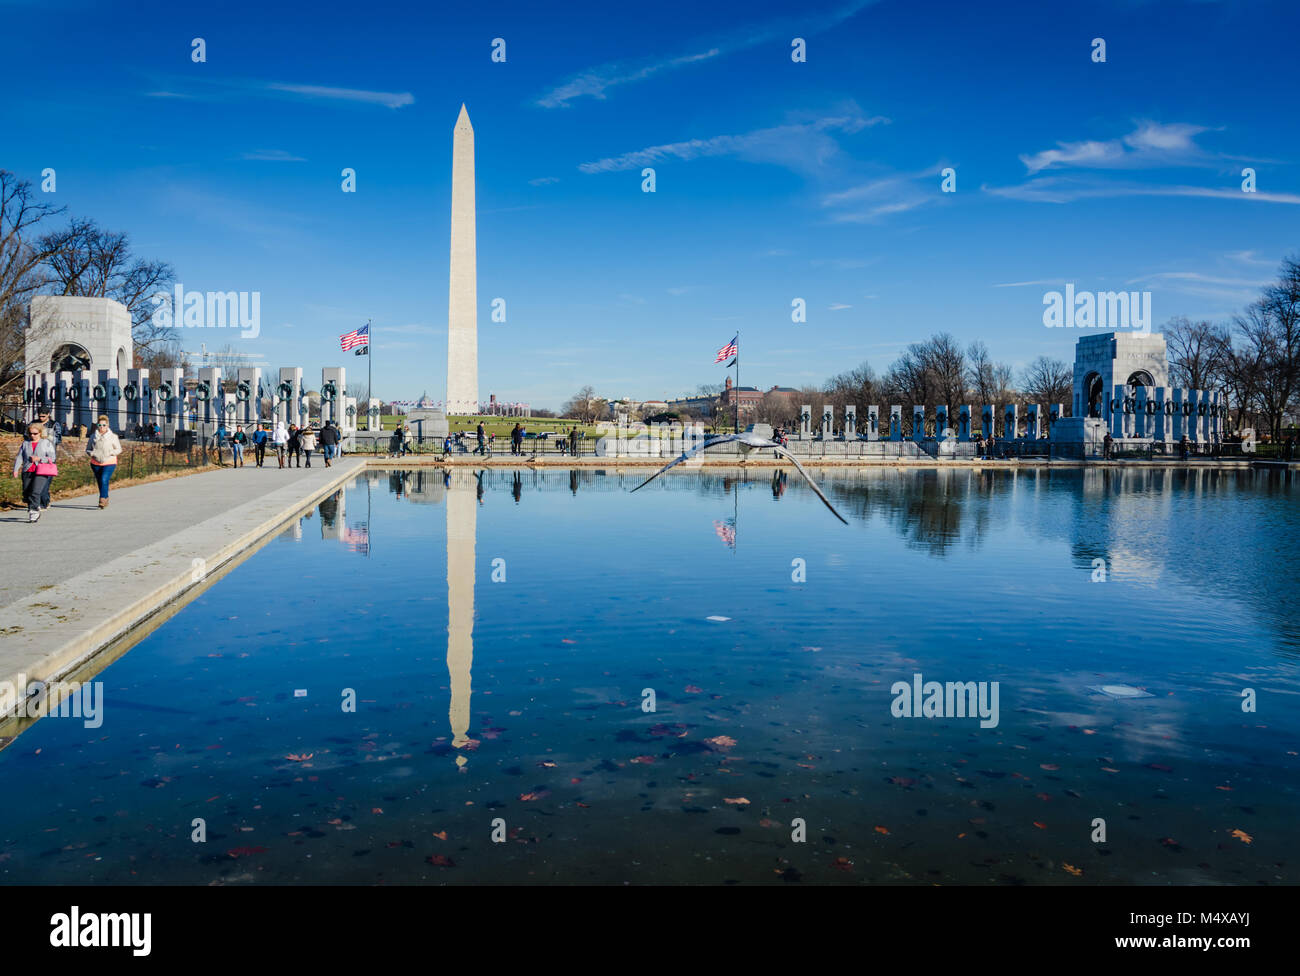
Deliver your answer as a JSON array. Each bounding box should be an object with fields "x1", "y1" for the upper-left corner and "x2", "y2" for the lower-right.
[
  {"x1": 272, "y1": 422, "x2": 290, "y2": 468},
  {"x1": 86, "y1": 415, "x2": 123, "y2": 509}
]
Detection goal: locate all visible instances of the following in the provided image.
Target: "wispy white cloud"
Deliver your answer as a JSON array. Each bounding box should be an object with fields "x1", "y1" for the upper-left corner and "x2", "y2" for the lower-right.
[
  {"x1": 528, "y1": 176, "x2": 560, "y2": 186},
  {"x1": 985, "y1": 176, "x2": 1300, "y2": 205},
  {"x1": 264, "y1": 82, "x2": 413, "y2": 109},
  {"x1": 1019, "y1": 121, "x2": 1212, "y2": 174},
  {"x1": 240, "y1": 149, "x2": 305, "y2": 162},
  {"x1": 536, "y1": 0, "x2": 881, "y2": 107},
  {"x1": 579, "y1": 109, "x2": 887, "y2": 176},
  {"x1": 828, "y1": 303, "x2": 853, "y2": 310},
  {"x1": 993, "y1": 279, "x2": 1068, "y2": 288},
  {"x1": 819, "y1": 165, "x2": 941, "y2": 222}
]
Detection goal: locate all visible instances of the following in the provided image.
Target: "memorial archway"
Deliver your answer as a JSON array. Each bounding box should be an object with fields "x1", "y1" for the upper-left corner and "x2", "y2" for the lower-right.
[
  {"x1": 50, "y1": 343, "x2": 92, "y2": 373},
  {"x1": 1084, "y1": 372, "x2": 1104, "y2": 417}
]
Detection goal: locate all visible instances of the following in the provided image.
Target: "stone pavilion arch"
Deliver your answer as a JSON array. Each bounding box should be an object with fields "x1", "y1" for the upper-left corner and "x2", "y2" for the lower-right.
[{"x1": 50, "y1": 342, "x2": 92, "y2": 373}]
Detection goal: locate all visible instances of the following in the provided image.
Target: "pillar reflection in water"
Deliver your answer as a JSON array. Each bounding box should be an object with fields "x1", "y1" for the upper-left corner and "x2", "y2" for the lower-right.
[{"x1": 446, "y1": 470, "x2": 476, "y2": 766}]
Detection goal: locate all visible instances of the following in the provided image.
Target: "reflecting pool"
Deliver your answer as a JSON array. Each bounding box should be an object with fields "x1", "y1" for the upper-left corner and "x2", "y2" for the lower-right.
[{"x1": 1, "y1": 466, "x2": 1296, "y2": 884}]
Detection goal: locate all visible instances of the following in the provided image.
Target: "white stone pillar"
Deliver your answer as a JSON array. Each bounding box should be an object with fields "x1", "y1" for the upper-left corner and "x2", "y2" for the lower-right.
[
  {"x1": 800, "y1": 404, "x2": 812, "y2": 439},
  {"x1": 322, "y1": 366, "x2": 346, "y2": 426},
  {"x1": 236, "y1": 368, "x2": 260, "y2": 426},
  {"x1": 1133, "y1": 388, "x2": 1147, "y2": 438},
  {"x1": 1004, "y1": 403, "x2": 1018, "y2": 440},
  {"x1": 935, "y1": 405, "x2": 950, "y2": 439},
  {"x1": 981, "y1": 405, "x2": 995, "y2": 439},
  {"x1": 866, "y1": 405, "x2": 879, "y2": 441},
  {"x1": 844, "y1": 405, "x2": 857, "y2": 439},
  {"x1": 278, "y1": 367, "x2": 302, "y2": 426},
  {"x1": 1025, "y1": 404, "x2": 1040, "y2": 440},
  {"x1": 822, "y1": 405, "x2": 834, "y2": 440},
  {"x1": 912, "y1": 406, "x2": 926, "y2": 442},
  {"x1": 1171, "y1": 388, "x2": 1185, "y2": 441},
  {"x1": 1154, "y1": 387, "x2": 1167, "y2": 442},
  {"x1": 958, "y1": 405, "x2": 971, "y2": 442}
]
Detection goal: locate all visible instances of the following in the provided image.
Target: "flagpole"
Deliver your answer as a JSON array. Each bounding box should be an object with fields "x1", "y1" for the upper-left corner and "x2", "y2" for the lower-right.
[
  {"x1": 367, "y1": 318, "x2": 373, "y2": 433},
  {"x1": 734, "y1": 330, "x2": 740, "y2": 434}
]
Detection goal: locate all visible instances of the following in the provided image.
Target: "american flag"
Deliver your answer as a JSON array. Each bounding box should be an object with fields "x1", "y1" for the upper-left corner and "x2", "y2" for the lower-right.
[
  {"x1": 714, "y1": 335, "x2": 738, "y2": 364},
  {"x1": 340, "y1": 324, "x2": 370, "y2": 352},
  {"x1": 713, "y1": 519, "x2": 736, "y2": 549}
]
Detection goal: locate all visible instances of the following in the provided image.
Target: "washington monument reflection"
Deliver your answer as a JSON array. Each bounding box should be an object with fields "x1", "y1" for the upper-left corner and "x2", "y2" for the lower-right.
[{"x1": 446, "y1": 469, "x2": 477, "y2": 766}]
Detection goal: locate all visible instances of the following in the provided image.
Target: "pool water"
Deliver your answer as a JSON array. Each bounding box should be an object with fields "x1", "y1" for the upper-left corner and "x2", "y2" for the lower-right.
[{"x1": 1, "y1": 466, "x2": 1296, "y2": 884}]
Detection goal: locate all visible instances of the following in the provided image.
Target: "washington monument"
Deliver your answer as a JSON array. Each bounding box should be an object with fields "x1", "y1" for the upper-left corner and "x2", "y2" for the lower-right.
[{"x1": 446, "y1": 104, "x2": 478, "y2": 415}]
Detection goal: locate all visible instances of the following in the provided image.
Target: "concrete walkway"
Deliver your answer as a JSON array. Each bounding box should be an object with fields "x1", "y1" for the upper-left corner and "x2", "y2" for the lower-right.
[{"x1": 0, "y1": 458, "x2": 363, "y2": 717}]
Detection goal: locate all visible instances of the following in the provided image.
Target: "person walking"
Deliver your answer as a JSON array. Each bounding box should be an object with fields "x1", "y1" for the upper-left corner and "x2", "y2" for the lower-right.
[
  {"x1": 12, "y1": 423, "x2": 58, "y2": 523},
  {"x1": 230, "y1": 425, "x2": 247, "y2": 467},
  {"x1": 300, "y1": 426, "x2": 317, "y2": 467},
  {"x1": 511, "y1": 423, "x2": 522, "y2": 456},
  {"x1": 319, "y1": 421, "x2": 338, "y2": 466},
  {"x1": 568, "y1": 427, "x2": 579, "y2": 457},
  {"x1": 475, "y1": 422, "x2": 486, "y2": 456},
  {"x1": 86, "y1": 414, "x2": 123, "y2": 509},
  {"x1": 253, "y1": 424, "x2": 269, "y2": 467},
  {"x1": 272, "y1": 421, "x2": 289, "y2": 468},
  {"x1": 1102, "y1": 431, "x2": 1113, "y2": 460},
  {"x1": 215, "y1": 421, "x2": 228, "y2": 465},
  {"x1": 38, "y1": 409, "x2": 64, "y2": 451},
  {"x1": 287, "y1": 423, "x2": 302, "y2": 468}
]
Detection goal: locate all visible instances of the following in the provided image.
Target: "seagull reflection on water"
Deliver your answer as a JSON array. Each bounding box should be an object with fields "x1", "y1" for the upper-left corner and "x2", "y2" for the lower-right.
[{"x1": 630, "y1": 432, "x2": 848, "y2": 524}]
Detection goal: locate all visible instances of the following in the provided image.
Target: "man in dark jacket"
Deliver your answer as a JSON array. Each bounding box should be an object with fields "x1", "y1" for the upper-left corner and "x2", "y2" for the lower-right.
[
  {"x1": 319, "y1": 421, "x2": 339, "y2": 467},
  {"x1": 475, "y1": 422, "x2": 486, "y2": 456}
]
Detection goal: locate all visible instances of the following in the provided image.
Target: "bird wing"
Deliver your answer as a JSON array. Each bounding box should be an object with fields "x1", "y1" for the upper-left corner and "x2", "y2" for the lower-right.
[
  {"x1": 628, "y1": 435, "x2": 737, "y2": 492},
  {"x1": 770, "y1": 445, "x2": 849, "y2": 524}
]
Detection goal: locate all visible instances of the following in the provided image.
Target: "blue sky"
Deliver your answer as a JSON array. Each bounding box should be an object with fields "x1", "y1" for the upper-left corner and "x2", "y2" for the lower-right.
[{"x1": 4, "y1": 0, "x2": 1297, "y2": 409}]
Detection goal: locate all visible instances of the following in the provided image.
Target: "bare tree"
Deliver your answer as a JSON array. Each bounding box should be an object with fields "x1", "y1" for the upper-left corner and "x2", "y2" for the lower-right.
[
  {"x1": 1164, "y1": 316, "x2": 1229, "y2": 390},
  {"x1": 1019, "y1": 356, "x2": 1072, "y2": 410},
  {"x1": 918, "y1": 332, "x2": 966, "y2": 410},
  {"x1": 0, "y1": 171, "x2": 65, "y2": 392},
  {"x1": 38, "y1": 217, "x2": 174, "y2": 358},
  {"x1": 562, "y1": 385, "x2": 606, "y2": 424}
]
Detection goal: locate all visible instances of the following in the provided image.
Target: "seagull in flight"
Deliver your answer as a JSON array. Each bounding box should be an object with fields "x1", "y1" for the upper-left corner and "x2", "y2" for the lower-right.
[{"x1": 629, "y1": 432, "x2": 848, "y2": 524}]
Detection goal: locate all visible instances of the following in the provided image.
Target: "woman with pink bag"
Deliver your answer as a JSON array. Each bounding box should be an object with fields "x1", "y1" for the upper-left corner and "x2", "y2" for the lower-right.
[{"x1": 11, "y1": 422, "x2": 58, "y2": 524}]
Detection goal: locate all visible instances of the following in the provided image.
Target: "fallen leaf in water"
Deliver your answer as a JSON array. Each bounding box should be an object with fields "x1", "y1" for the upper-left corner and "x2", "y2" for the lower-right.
[
  {"x1": 427, "y1": 854, "x2": 455, "y2": 867},
  {"x1": 1100, "y1": 767, "x2": 1119, "y2": 773},
  {"x1": 831, "y1": 857, "x2": 853, "y2": 871},
  {"x1": 684, "y1": 685, "x2": 703, "y2": 694},
  {"x1": 887, "y1": 776, "x2": 917, "y2": 787},
  {"x1": 569, "y1": 777, "x2": 581, "y2": 784},
  {"x1": 226, "y1": 846, "x2": 267, "y2": 857},
  {"x1": 1033, "y1": 821, "x2": 1047, "y2": 829},
  {"x1": 630, "y1": 755, "x2": 656, "y2": 764},
  {"x1": 1215, "y1": 785, "x2": 1233, "y2": 791},
  {"x1": 519, "y1": 789, "x2": 551, "y2": 802},
  {"x1": 285, "y1": 753, "x2": 313, "y2": 762},
  {"x1": 1036, "y1": 793, "x2": 1052, "y2": 801},
  {"x1": 704, "y1": 735, "x2": 737, "y2": 750},
  {"x1": 1063, "y1": 863, "x2": 1083, "y2": 876},
  {"x1": 575, "y1": 802, "x2": 590, "y2": 808},
  {"x1": 874, "y1": 825, "x2": 889, "y2": 835},
  {"x1": 759, "y1": 818, "x2": 778, "y2": 828},
  {"x1": 371, "y1": 808, "x2": 383, "y2": 814},
  {"x1": 1040, "y1": 763, "x2": 1059, "y2": 771},
  {"x1": 537, "y1": 761, "x2": 557, "y2": 768},
  {"x1": 1146, "y1": 763, "x2": 1173, "y2": 772},
  {"x1": 723, "y1": 797, "x2": 750, "y2": 805},
  {"x1": 561, "y1": 639, "x2": 576, "y2": 644},
  {"x1": 1230, "y1": 829, "x2": 1253, "y2": 844},
  {"x1": 432, "y1": 831, "x2": 447, "y2": 840}
]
